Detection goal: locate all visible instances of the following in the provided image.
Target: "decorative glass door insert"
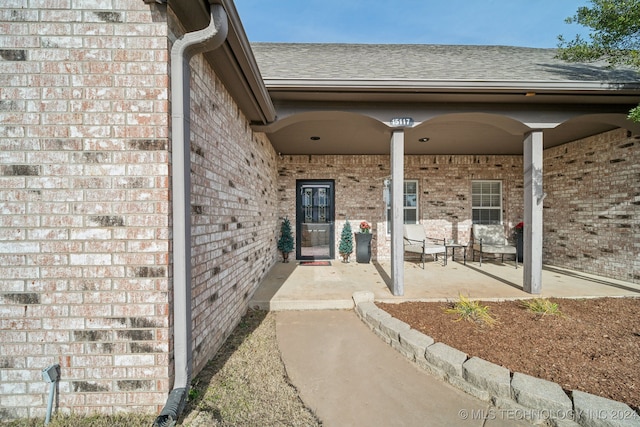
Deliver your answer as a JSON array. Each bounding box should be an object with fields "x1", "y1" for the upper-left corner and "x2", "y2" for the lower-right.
[{"x1": 296, "y1": 180, "x2": 335, "y2": 260}]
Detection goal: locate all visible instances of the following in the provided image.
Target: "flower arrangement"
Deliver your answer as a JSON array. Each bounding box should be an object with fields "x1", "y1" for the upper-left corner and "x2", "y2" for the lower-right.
[{"x1": 359, "y1": 221, "x2": 371, "y2": 233}]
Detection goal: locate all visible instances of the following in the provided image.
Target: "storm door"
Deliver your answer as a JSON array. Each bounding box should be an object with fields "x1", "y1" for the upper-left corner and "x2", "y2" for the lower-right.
[{"x1": 296, "y1": 180, "x2": 335, "y2": 260}]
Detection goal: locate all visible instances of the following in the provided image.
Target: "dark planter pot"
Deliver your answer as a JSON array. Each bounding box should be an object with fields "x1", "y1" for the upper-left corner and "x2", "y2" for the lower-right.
[
  {"x1": 355, "y1": 232, "x2": 372, "y2": 263},
  {"x1": 515, "y1": 230, "x2": 523, "y2": 262}
]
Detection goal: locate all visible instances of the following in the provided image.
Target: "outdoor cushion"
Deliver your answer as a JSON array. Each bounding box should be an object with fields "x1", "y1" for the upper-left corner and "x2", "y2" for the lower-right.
[
  {"x1": 403, "y1": 224, "x2": 446, "y2": 268},
  {"x1": 472, "y1": 224, "x2": 517, "y2": 268},
  {"x1": 477, "y1": 244, "x2": 516, "y2": 255}
]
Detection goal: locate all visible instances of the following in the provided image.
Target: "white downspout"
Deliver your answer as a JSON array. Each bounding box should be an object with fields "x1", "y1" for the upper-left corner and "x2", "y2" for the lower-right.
[{"x1": 154, "y1": 4, "x2": 228, "y2": 426}]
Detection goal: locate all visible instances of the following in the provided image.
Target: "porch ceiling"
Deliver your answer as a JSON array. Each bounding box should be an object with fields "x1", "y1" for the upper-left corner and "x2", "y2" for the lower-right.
[{"x1": 261, "y1": 106, "x2": 636, "y2": 155}]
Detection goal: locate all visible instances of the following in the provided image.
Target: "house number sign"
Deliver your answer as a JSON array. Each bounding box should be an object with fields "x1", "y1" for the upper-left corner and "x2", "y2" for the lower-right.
[{"x1": 390, "y1": 117, "x2": 414, "y2": 127}]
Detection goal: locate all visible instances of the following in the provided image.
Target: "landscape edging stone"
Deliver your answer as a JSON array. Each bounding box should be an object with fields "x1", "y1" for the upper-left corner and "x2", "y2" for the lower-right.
[
  {"x1": 352, "y1": 294, "x2": 640, "y2": 427},
  {"x1": 463, "y1": 356, "x2": 511, "y2": 400},
  {"x1": 424, "y1": 342, "x2": 467, "y2": 378},
  {"x1": 511, "y1": 372, "x2": 573, "y2": 414},
  {"x1": 572, "y1": 390, "x2": 640, "y2": 427},
  {"x1": 363, "y1": 305, "x2": 391, "y2": 330},
  {"x1": 398, "y1": 328, "x2": 435, "y2": 362},
  {"x1": 378, "y1": 316, "x2": 411, "y2": 343}
]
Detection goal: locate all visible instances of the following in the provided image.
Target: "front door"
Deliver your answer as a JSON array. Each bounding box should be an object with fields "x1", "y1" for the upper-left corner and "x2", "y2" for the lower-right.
[{"x1": 296, "y1": 180, "x2": 335, "y2": 260}]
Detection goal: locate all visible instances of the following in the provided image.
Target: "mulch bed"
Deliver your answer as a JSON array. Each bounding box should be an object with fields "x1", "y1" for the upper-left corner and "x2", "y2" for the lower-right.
[{"x1": 377, "y1": 297, "x2": 640, "y2": 411}]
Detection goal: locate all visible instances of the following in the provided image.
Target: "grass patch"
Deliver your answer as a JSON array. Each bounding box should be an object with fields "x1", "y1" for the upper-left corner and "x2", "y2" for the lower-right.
[
  {"x1": 444, "y1": 294, "x2": 496, "y2": 327},
  {"x1": 521, "y1": 298, "x2": 562, "y2": 316},
  {"x1": 180, "y1": 308, "x2": 320, "y2": 426},
  {"x1": 1, "y1": 413, "x2": 156, "y2": 427}
]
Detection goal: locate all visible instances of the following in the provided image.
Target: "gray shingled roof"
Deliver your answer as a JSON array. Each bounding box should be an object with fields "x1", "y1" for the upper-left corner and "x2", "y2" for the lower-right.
[{"x1": 250, "y1": 43, "x2": 639, "y2": 83}]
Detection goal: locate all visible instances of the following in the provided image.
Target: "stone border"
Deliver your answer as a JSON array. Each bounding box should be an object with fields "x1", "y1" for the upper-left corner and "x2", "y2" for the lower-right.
[{"x1": 352, "y1": 292, "x2": 640, "y2": 427}]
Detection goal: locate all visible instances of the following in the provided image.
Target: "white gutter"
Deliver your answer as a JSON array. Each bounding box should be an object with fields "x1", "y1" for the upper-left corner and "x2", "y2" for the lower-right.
[{"x1": 154, "y1": 4, "x2": 228, "y2": 426}]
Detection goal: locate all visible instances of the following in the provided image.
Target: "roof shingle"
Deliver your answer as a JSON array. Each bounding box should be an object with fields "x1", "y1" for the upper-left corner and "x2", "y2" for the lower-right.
[{"x1": 251, "y1": 43, "x2": 640, "y2": 83}]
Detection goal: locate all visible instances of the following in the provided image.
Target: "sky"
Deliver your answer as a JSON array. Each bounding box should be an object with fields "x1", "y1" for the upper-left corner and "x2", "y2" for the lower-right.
[{"x1": 234, "y1": 0, "x2": 592, "y2": 48}]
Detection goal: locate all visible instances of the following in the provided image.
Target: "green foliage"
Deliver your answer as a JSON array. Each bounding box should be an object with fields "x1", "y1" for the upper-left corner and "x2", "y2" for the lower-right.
[
  {"x1": 557, "y1": 0, "x2": 640, "y2": 121},
  {"x1": 338, "y1": 220, "x2": 354, "y2": 259},
  {"x1": 557, "y1": 0, "x2": 640, "y2": 68},
  {"x1": 277, "y1": 217, "x2": 294, "y2": 254},
  {"x1": 521, "y1": 298, "x2": 563, "y2": 316},
  {"x1": 628, "y1": 104, "x2": 640, "y2": 122},
  {"x1": 188, "y1": 384, "x2": 201, "y2": 401},
  {"x1": 444, "y1": 294, "x2": 496, "y2": 327}
]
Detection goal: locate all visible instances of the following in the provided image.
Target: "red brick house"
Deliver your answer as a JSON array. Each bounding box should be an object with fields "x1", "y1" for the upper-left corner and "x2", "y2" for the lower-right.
[{"x1": 0, "y1": 0, "x2": 638, "y2": 420}]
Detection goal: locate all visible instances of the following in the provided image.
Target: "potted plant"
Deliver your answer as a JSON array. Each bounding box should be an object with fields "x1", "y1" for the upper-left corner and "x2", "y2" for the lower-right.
[
  {"x1": 277, "y1": 217, "x2": 294, "y2": 262},
  {"x1": 514, "y1": 221, "x2": 524, "y2": 262},
  {"x1": 355, "y1": 221, "x2": 372, "y2": 263},
  {"x1": 338, "y1": 220, "x2": 353, "y2": 262}
]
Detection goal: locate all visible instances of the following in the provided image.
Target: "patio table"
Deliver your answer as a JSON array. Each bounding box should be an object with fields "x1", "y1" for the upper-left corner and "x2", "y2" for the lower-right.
[{"x1": 444, "y1": 242, "x2": 467, "y2": 266}]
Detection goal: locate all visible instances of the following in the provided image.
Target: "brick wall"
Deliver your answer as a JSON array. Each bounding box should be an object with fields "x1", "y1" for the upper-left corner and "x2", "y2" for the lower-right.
[
  {"x1": 277, "y1": 154, "x2": 524, "y2": 261},
  {"x1": 0, "y1": 1, "x2": 172, "y2": 418},
  {"x1": 187, "y1": 54, "x2": 279, "y2": 375},
  {"x1": 0, "y1": 1, "x2": 280, "y2": 419},
  {"x1": 277, "y1": 137, "x2": 638, "y2": 285},
  {"x1": 543, "y1": 129, "x2": 639, "y2": 284}
]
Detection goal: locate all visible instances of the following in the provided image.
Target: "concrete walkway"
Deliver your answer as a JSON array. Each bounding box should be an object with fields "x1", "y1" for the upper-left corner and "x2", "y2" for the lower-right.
[
  {"x1": 276, "y1": 309, "x2": 532, "y2": 426},
  {"x1": 252, "y1": 260, "x2": 640, "y2": 311},
  {"x1": 263, "y1": 262, "x2": 640, "y2": 426}
]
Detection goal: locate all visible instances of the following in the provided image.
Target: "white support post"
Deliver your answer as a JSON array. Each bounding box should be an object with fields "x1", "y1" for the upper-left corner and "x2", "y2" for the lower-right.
[
  {"x1": 390, "y1": 130, "x2": 404, "y2": 296},
  {"x1": 523, "y1": 131, "x2": 543, "y2": 294}
]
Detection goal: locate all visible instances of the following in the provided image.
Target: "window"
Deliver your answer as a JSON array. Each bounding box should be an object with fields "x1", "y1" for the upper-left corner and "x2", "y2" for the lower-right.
[
  {"x1": 385, "y1": 179, "x2": 418, "y2": 234},
  {"x1": 472, "y1": 180, "x2": 502, "y2": 224}
]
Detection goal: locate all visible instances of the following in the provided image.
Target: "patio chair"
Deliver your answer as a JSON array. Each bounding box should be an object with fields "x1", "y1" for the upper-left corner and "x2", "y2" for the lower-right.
[
  {"x1": 403, "y1": 224, "x2": 446, "y2": 269},
  {"x1": 471, "y1": 224, "x2": 518, "y2": 268}
]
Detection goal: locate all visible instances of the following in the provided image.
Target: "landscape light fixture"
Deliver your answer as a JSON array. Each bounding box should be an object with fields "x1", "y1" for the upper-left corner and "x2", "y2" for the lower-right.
[{"x1": 42, "y1": 364, "x2": 61, "y2": 425}]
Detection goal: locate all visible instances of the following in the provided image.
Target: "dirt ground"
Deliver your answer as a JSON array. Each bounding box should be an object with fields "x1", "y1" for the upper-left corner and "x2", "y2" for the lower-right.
[{"x1": 377, "y1": 297, "x2": 640, "y2": 412}]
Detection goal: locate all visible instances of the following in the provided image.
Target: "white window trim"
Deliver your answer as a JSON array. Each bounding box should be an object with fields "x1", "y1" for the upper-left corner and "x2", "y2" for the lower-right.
[
  {"x1": 385, "y1": 179, "x2": 419, "y2": 235},
  {"x1": 471, "y1": 180, "x2": 503, "y2": 224}
]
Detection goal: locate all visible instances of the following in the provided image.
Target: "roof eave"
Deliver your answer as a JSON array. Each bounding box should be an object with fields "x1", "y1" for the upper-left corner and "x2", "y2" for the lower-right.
[
  {"x1": 263, "y1": 78, "x2": 640, "y2": 93},
  {"x1": 169, "y1": 0, "x2": 276, "y2": 124},
  {"x1": 213, "y1": 0, "x2": 276, "y2": 123}
]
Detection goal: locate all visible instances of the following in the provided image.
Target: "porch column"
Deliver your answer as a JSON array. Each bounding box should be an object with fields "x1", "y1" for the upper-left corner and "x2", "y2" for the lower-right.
[
  {"x1": 523, "y1": 131, "x2": 543, "y2": 294},
  {"x1": 390, "y1": 130, "x2": 404, "y2": 296}
]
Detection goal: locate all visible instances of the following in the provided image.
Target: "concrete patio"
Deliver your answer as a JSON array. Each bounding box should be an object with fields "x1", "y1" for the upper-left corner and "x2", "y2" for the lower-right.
[{"x1": 250, "y1": 258, "x2": 640, "y2": 311}]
